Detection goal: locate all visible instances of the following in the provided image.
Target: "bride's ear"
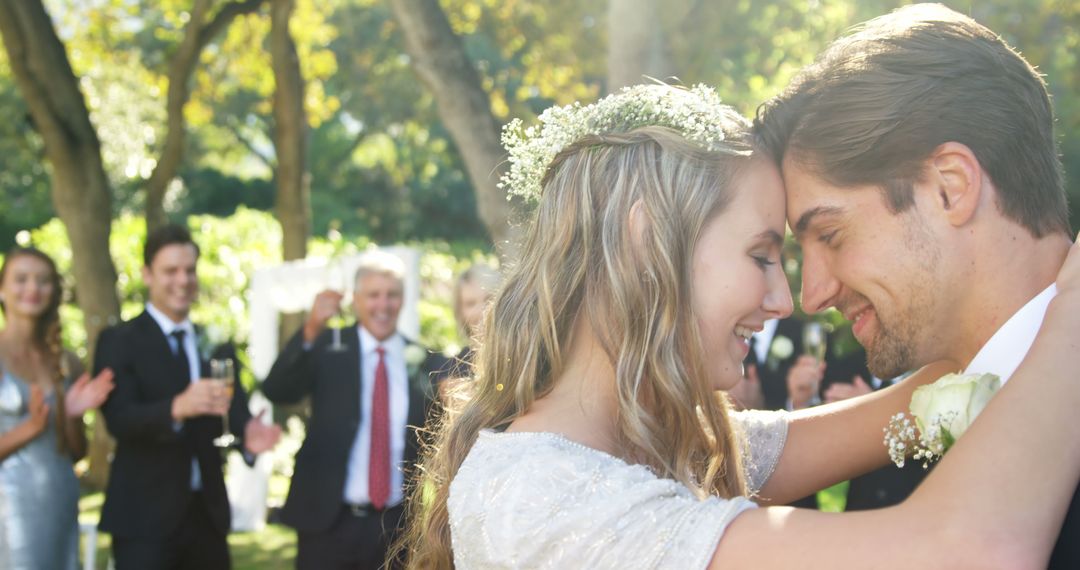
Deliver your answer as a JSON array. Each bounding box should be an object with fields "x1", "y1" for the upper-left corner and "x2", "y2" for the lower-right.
[{"x1": 628, "y1": 199, "x2": 651, "y2": 253}]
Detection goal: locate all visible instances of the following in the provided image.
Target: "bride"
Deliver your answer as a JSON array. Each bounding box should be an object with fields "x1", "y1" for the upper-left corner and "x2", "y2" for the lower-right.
[{"x1": 395, "y1": 84, "x2": 1080, "y2": 568}]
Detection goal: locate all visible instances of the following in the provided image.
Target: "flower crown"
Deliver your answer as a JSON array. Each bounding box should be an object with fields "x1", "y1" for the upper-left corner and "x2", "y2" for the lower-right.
[{"x1": 498, "y1": 83, "x2": 733, "y2": 202}]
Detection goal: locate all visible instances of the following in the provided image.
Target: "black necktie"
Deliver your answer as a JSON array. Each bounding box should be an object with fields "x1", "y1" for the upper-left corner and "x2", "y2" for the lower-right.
[{"x1": 170, "y1": 329, "x2": 191, "y2": 381}]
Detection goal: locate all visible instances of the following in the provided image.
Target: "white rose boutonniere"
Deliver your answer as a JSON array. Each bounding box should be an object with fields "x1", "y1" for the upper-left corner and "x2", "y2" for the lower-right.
[
  {"x1": 765, "y1": 334, "x2": 794, "y2": 371},
  {"x1": 404, "y1": 344, "x2": 428, "y2": 377},
  {"x1": 769, "y1": 335, "x2": 794, "y2": 360},
  {"x1": 884, "y1": 372, "x2": 1001, "y2": 468}
]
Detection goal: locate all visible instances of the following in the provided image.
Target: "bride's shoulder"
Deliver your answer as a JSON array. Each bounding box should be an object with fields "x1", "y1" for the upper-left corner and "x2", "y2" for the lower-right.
[{"x1": 448, "y1": 430, "x2": 757, "y2": 569}]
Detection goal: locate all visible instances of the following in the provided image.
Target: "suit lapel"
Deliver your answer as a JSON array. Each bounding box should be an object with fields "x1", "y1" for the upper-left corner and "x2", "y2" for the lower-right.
[
  {"x1": 135, "y1": 311, "x2": 190, "y2": 391},
  {"x1": 343, "y1": 326, "x2": 363, "y2": 423}
]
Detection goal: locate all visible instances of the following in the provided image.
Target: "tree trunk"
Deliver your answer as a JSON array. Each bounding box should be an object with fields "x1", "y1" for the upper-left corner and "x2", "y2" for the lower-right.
[
  {"x1": 270, "y1": 0, "x2": 310, "y2": 262},
  {"x1": 607, "y1": 0, "x2": 675, "y2": 93},
  {"x1": 0, "y1": 0, "x2": 121, "y2": 489},
  {"x1": 145, "y1": 0, "x2": 268, "y2": 234},
  {"x1": 389, "y1": 0, "x2": 522, "y2": 257}
]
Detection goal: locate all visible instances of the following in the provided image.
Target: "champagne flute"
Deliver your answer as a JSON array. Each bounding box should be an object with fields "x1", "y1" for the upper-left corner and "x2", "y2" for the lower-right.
[
  {"x1": 211, "y1": 358, "x2": 236, "y2": 448},
  {"x1": 325, "y1": 260, "x2": 349, "y2": 352},
  {"x1": 802, "y1": 321, "x2": 826, "y2": 407}
]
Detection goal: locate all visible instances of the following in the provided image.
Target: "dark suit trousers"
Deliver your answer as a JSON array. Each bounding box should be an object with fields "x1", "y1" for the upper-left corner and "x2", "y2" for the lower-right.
[
  {"x1": 111, "y1": 493, "x2": 230, "y2": 570},
  {"x1": 296, "y1": 504, "x2": 405, "y2": 570}
]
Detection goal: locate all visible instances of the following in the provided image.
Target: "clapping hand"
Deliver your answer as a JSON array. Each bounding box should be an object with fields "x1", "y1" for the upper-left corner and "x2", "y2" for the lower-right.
[
  {"x1": 823, "y1": 375, "x2": 872, "y2": 404},
  {"x1": 243, "y1": 410, "x2": 282, "y2": 455},
  {"x1": 65, "y1": 368, "x2": 115, "y2": 418},
  {"x1": 786, "y1": 355, "x2": 826, "y2": 409}
]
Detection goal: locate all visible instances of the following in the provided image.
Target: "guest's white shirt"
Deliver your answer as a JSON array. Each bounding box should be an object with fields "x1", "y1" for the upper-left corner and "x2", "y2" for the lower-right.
[
  {"x1": 964, "y1": 284, "x2": 1057, "y2": 384},
  {"x1": 343, "y1": 326, "x2": 410, "y2": 507},
  {"x1": 145, "y1": 302, "x2": 202, "y2": 490},
  {"x1": 751, "y1": 319, "x2": 779, "y2": 365},
  {"x1": 146, "y1": 302, "x2": 199, "y2": 383}
]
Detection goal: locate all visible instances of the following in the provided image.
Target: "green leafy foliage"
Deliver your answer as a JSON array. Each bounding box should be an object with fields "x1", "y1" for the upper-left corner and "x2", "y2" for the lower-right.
[{"x1": 15, "y1": 209, "x2": 491, "y2": 380}]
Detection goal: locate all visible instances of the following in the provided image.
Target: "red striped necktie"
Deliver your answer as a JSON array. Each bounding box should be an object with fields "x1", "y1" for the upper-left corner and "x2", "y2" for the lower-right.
[{"x1": 369, "y1": 346, "x2": 390, "y2": 509}]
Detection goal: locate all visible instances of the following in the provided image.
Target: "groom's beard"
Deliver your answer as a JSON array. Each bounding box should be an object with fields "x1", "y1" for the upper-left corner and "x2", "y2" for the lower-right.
[
  {"x1": 856, "y1": 216, "x2": 943, "y2": 380},
  {"x1": 864, "y1": 303, "x2": 919, "y2": 380}
]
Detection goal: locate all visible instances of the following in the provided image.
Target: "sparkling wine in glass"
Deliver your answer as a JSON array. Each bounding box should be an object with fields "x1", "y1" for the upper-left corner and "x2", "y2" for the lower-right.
[
  {"x1": 326, "y1": 261, "x2": 349, "y2": 352},
  {"x1": 803, "y1": 321, "x2": 827, "y2": 363},
  {"x1": 211, "y1": 358, "x2": 236, "y2": 448}
]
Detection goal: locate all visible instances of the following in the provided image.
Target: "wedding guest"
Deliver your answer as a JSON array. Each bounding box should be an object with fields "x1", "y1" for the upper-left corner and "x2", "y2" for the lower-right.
[
  {"x1": 94, "y1": 224, "x2": 280, "y2": 570},
  {"x1": 394, "y1": 82, "x2": 1080, "y2": 568},
  {"x1": 262, "y1": 250, "x2": 445, "y2": 570},
  {"x1": 0, "y1": 247, "x2": 114, "y2": 570},
  {"x1": 436, "y1": 263, "x2": 500, "y2": 400}
]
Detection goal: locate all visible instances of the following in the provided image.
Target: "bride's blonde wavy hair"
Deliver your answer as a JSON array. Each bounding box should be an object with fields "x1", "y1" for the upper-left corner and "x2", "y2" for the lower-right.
[{"x1": 395, "y1": 116, "x2": 760, "y2": 569}]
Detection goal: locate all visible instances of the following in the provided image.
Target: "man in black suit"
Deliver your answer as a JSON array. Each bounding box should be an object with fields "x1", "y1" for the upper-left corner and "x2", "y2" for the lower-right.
[
  {"x1": 263, "y1": 251, "x2": 445, "y2": 570},
  {"x1": 755, "y1": 4, "x2": 1077, "y2": 565},
  {"x1": 94, "y1": 224, "x2": 281, "y2": 570}
]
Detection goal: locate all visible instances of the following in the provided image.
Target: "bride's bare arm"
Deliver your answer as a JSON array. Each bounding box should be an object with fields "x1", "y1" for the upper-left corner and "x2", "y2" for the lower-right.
[
  {"x1": 755, "y1": 359, "x2": 956, "y2": 504},
  {"x1": 712, "y1": 244, "x2": 1080, "y2": 568}
]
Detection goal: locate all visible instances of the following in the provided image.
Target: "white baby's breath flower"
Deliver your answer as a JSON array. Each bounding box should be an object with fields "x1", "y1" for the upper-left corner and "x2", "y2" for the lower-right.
[{"x1": 499, "y1": 83, "x2": 744, "y2": 202}]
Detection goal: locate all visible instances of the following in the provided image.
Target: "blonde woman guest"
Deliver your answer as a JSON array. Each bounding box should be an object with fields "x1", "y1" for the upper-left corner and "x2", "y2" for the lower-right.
[
  {"x1": 437, "y1": 264, "x2": 501, "y2": 400},
  {"x1": 0, "y1": 247, "x2": 114, "y2": 570},
  {"x1": 393, "y1": 84, "x2": 1080, "y2": 569}
]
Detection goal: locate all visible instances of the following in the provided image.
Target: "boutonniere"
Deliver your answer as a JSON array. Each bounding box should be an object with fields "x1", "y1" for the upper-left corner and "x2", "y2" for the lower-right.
[
  {"x1": 766, "y1": 335, "x2": 794, "y2": 371},
  {"x1": 884, "y1": 372, "x2": 1001, "y2": 468},
  {"x1": 404, "y1": 344, "x2": 434, "y2": 398},
  {"x1": 404, "y1": 344, "x2": 428, "y2": 378}
]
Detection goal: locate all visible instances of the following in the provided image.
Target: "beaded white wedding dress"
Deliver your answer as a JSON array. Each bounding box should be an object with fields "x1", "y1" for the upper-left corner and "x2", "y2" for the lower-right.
[{"x1": 448, "y1": 410, "x2": 787, "y2": 569}]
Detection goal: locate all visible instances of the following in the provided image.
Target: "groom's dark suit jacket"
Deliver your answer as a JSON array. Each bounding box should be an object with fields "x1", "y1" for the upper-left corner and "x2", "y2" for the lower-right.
[
  {"x1": 1049, "y1": 459, "x2": 1080, "y2": 566},
  {"x1": 93, "y1": 310, "x2": 254, "y2": 538},
  {"x1": 261, "y1": 326, "x2": 443, "y2": 533}
]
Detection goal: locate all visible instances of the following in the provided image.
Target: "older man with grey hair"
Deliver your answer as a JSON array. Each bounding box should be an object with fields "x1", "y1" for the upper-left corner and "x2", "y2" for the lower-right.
[{"x1": 263, "y1": 251, "x2": 446, "y2": 569}]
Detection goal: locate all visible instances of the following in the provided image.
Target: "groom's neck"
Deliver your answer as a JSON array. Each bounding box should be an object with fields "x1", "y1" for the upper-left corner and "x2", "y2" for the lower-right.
[{"x1": 950, "y1": 226, "x2": 1071, "y2": 366}]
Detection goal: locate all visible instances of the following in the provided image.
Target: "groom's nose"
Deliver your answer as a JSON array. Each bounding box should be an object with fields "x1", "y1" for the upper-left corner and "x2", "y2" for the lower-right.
[{"x1": 800, "y1": 249, "x2": 840, "y2": 314}]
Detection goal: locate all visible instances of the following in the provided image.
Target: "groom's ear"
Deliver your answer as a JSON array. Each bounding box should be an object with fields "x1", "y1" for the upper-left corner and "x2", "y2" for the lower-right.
[{"x1": 924, "y1": 141, "x2": 983, "y2": 227}]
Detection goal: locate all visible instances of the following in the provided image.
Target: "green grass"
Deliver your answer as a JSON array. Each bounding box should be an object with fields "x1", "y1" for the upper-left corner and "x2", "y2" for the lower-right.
[
  {"x1": 817, "y1": 480, "x2": 850, "y2": 513},
  {"x1": 78, "y1": 491, "x2": 297, "y2": 569}
]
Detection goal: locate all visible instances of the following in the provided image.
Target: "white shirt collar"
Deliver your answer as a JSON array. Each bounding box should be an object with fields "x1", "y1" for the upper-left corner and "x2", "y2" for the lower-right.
[
  {"x1": 358, "y1": 325, "x2": 404, "y2": 357},
  {"x1": 963, "y1": 283, "x2": 1057, "y2": 384},
  {"x1": 145, "y1": 303, "x2": 195, "y2": 337}
]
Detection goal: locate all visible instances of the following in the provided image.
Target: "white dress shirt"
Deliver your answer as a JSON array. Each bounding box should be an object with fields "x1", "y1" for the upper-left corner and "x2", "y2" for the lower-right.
[
  {"x1": 751, "y1": 319, "x2": 779, "y2": 365},
  {"x1": 145, "y1": 302, "x2": 202, "y2": 490},
  {"x1": 963, "y1": 284, "x2": 1057, "y2": 384},
  {"x1": 343, "y1": 327, "x2": 411, "y2": 507}
]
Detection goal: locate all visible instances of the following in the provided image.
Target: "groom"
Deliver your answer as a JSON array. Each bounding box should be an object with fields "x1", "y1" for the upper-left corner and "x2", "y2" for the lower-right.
[{"x1": 755, "y1": 4, "x2": 1076, "y2": 567}]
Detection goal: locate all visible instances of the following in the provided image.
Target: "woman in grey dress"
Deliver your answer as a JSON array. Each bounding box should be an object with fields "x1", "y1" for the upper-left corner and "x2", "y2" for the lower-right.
[{"x1": 0, "y1": 247, "x2": 114, "y2": 569}]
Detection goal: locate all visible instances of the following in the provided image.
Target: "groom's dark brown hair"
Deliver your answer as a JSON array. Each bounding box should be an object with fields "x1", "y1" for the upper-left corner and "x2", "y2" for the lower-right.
[{"x1": 754, "y1": 2, "x2": 1071, "y2": 238}]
